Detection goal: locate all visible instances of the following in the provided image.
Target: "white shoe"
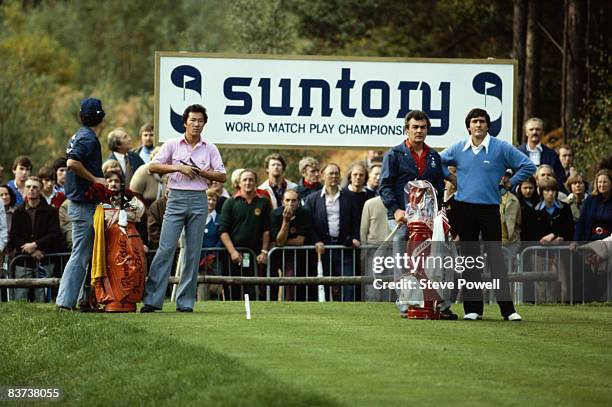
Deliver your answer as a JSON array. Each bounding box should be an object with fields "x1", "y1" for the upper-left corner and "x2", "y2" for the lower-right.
[
  {"x1": 505, "y1": 312, "x2": 522, "y2": 321},
  {"x1": 463, "y1": 313, "x2": 482, "y2": 320}
]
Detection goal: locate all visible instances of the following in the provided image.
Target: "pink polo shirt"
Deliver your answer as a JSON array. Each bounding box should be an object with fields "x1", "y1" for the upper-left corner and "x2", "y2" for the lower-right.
[{"x1": 153, "y1": 135, "x2": 226, "y2": 191}]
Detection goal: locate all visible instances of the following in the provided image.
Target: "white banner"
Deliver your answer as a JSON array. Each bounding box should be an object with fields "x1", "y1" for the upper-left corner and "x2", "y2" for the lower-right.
[{"x1": 155, "y1": 53, "x2": 516, "y2": 148}]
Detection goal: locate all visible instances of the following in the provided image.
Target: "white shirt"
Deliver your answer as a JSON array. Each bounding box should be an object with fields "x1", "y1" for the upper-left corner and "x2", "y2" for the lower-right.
[
  {"x1": 321, "y1": 187, "x2": 341, "y2": 238},
  {"x1": 114, "y1": 152, "x2": 128, "y2": 174},
  {"x1": 205, "y1": 210, "x2": 217, "y2": 226},
  {"x1": 462, "y1": 134, "x2": 491, "y2": 155},
  {"x1": 526, "y1": 143, "x2": 543, "y2": 166}
]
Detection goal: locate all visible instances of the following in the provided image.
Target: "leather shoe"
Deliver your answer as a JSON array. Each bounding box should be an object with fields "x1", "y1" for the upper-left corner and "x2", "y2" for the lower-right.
[
  {"x1": 440, "y1": 308, "x2": 458, "y2": 320},
  {"x1": 176, "y1": 307, "x2": 193, "y2": 313},
  {"x1": 140, "y1": 305, "x2": 159, "y2": 313},
  {"x1": 504, "y1": 312, "x2": 522, "y2": 321},
  {"x1": 463, "y1": 312, "x2": 482, "y2": 320}
]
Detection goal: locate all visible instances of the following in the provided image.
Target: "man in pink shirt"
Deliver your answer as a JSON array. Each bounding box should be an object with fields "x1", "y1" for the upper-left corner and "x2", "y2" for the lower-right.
[{"x1": 141, "y1": 104, "x2": 227, "y2": 313}]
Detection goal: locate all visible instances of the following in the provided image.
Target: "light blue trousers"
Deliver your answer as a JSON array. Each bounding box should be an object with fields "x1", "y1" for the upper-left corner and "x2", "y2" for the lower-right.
[
  {"x1": 56, "y1": 201, "x2": 96, "y2": 308},
  {"x1": 143, "y1": 190, "x2": 208, "y2": 310}
]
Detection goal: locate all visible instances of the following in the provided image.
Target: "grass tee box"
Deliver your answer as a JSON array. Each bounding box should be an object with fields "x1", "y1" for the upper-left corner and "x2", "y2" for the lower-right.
[{"x1": 1, "y1": 302, "x2": 611, "y2": 406}]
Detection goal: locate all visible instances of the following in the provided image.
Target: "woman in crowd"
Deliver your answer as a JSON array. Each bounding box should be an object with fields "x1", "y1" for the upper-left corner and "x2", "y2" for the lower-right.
[
  {"x1": 563, "y1": 173, "x2": 588, "y2": 222},
  {"x1": 573, "y1": 169, "x2": 612, "y2": 301},
  {"x1": 516, "y1": 176, "x2": 539, "y2": 242},
  {"x1": 0, "y1": 185, "x2": 16, "y2": 232},
  {"x1": 574, "y1": 169, "x2": 612, "y2": 242}
]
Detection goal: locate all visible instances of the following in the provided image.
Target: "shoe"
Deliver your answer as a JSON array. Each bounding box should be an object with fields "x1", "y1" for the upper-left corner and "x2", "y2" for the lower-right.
[
  {"x1": 504, "y1": 312, "x2": 522, "y2": 321},
  {"x1": 463, "y1": 312, "x2": 482, "y2": 320},
  {"x1": 56, "y1": 305, "x2": 75, "y2": 312},
  {"x1": 440, "y1": 308, "x2": 458, "y2": 320},
  {"x1": 176, "y1": 307, "x2": 193, "y2": 313},
  {"x1": 140, "y1": 305, "x2": 159, "y2": 313}
]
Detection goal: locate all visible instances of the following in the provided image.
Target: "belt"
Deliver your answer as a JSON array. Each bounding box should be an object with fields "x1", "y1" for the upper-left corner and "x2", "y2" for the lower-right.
[
  {"x1": 329, "y1": 236, "x2": 339, "y2": 242},
  {"x1": 592, "y1": 227, "x2": 610, "y2": 235}
]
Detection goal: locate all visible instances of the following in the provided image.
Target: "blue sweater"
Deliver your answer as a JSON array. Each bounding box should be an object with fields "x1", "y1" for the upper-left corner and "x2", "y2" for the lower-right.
[{"x1": 440, "y1": 136, "x2": 536, "y2": 205}]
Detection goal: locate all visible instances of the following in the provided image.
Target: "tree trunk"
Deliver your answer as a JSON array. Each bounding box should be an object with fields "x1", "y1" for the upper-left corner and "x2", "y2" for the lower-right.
[
  {"x1": 523, "y1": 0, "x2": 541, "y2": 132},
  {"x1": 512, "y1": 0, "x2": 527, "y2": 145},
  {"x1": 562, "y1": 0, "x2": 587, "y2": 142}
]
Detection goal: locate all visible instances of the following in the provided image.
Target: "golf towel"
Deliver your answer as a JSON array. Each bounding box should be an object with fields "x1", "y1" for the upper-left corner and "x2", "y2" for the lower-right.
[{"x1": 91, "y1": 205, "x2": 106, "y2": 285}]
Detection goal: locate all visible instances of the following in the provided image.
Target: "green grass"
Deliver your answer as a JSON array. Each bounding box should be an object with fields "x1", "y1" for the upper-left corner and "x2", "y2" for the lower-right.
[{"x1": 1, "y1": 302, "x2": 611, "y2": 406}]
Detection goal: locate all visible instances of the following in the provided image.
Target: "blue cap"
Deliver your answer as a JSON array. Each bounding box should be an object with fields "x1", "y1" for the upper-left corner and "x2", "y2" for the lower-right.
[{"x1": 80, "y1": 98, "x2": 105, "y2": 118}]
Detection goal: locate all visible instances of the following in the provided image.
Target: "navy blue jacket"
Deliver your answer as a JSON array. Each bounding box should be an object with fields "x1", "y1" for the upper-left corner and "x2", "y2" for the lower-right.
[
  {"x1": 517, "y1": 143, "x2": 566, "y2": 189},
  {"x1": 108, "y1": 151, "x2": 145, "y2": 181},
  {"x1": 65, "y1": 126, "x2": 103, "y2": 202},
  {"x1": 304, "y1": 189, "x2": 359, "y2": 246},
  {"x1": 573, "y1": 195, "x2": 612, "y2": 242},
  {"x1": 379, "y1": 142, "x2": 445, "y2": 220}
]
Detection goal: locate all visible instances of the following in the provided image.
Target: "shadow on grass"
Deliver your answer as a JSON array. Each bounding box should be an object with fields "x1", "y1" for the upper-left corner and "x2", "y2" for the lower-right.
[{"x1": 0, "y1": 303, "x2": 340, "y2": 407}]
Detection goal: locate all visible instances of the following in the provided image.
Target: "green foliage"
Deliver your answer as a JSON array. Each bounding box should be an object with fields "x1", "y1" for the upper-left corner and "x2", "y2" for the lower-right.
[
  {"x1": 229, "y1": 0, "x2": 300, "y2": 54},
  {"x1": 570, "y1": 50, "x2": 612, "y2": 177}
]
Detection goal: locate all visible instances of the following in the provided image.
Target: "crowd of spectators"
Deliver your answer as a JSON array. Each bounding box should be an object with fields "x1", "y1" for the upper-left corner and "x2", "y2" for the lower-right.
[{"x1": 0, "y1": 117, "x2": 610, "y2": 304}]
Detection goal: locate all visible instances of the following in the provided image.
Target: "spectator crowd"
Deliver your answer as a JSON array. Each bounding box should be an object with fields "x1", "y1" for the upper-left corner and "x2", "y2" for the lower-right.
[{"x1": 1, "y1": 114, "x2": 610, "y2": 305}]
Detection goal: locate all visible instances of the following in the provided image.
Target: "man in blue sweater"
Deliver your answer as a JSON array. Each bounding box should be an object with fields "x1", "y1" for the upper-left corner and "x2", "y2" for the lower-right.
[{"x1": 441, "y1": 108, "x2": 536, "y2": 321}]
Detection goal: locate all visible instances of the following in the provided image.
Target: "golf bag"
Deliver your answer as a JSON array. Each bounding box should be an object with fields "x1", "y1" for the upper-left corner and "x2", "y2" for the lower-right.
[
  {"x1": 399, "y1": 180, "x2": 454, "y2": 319},
  {"x1": 94, "y1": 208, "x2": 147, "y2": 312}
]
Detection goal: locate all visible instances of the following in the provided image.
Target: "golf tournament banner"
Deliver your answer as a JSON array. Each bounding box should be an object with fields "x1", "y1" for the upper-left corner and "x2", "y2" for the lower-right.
[{"x1": 155, "y1": 52, "x2": 516, "y2": 148}]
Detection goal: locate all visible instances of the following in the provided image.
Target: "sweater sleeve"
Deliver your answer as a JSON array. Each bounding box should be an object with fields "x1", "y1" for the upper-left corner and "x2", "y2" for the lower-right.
[{"x1": 506, "y1": 144, "x2": 537, "y2": 189}]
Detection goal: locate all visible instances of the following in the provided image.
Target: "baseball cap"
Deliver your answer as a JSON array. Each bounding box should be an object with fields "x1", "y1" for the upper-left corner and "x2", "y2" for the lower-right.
[{"x1": 80, "y1": 98, "x2": 105, "y2": 119}]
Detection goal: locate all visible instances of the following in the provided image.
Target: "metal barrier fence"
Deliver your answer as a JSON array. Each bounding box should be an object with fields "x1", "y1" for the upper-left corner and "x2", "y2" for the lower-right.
[
  {"x1": 2, "y1": 244, "x2": 609, "y2": 304},
  {"x1": 517, "y1": 245, "x2": 611, "y2": 304}
]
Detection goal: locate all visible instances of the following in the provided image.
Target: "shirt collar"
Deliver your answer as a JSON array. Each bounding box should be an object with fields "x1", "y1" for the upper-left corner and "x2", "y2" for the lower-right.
[
  {"x1": 463, "y1": 134, "x2": 491, "y2": 152},
  {"x1": 535, "y1": 200, "x2": 563, "y2": 211},
  {"x1": 180, "y1": 135, "x2": 205, "y2": 147},
  {"x1": 526, "y1": 143, "x2": 542, "y2": 153},
  {"x1": 321, "y1": 187, "x2": 340, "y2": 199},
  {"x1": 405, "y1": 140, "x2": 430, "y2": 155}
]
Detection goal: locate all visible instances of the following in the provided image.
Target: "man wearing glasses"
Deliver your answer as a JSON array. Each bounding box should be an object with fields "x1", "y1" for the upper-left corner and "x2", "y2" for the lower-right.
[{"x1": 9, "y1": 176, "x2": 62, "y2": 302}]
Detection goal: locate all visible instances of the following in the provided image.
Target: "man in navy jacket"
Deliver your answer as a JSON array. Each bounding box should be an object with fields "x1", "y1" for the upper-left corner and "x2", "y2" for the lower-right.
[
  {"x1": 379, "y1": 110, "x2": 455, "y2": 318},
  {"x1": 304, "y1": 163, "x2": 360, "y2": 301},
  {"x1": 517, "y1": 117, "x2": 566, "y2": 192}
]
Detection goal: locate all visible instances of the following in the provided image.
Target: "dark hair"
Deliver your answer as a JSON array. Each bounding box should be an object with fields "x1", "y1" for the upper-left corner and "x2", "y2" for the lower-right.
[
  {"x1": 264, "y1": 153, "x2": 287, "y2": 171},
  {"x1": 52, "y1": 157, "x2": 67, "y2": 172},
  {"x1": 0, "y1": 184, "x2": 17, "y2": 207},
  {"x1": 38, "y1": 165, "x2": 56, "y2": 182},
  {"x1": 464, "y1": 108, "x2": 491, "y2": 130},
  {"x1": 557, "y1": 144, "x2": 572, "y2": 154},
  {"x1": 12, "y1": 155, "x2": 32, "y2": 171},
  {"x1": 404, "y1": 110, "x2": 431, "y2": 130},
  {"x1": 182, "y1": 104, "x2": 208, "y2": 124},
  {"x1": 80, "y1": 112, "x2": 104, "y2": 127}
]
